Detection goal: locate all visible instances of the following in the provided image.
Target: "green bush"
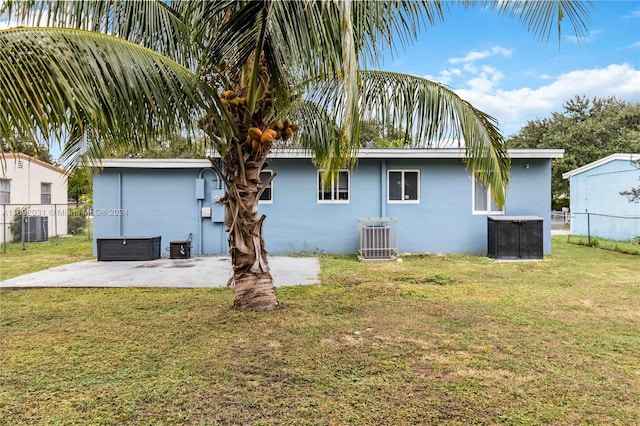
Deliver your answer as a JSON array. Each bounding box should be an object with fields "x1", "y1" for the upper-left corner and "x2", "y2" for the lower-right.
[
  {"x1": 9, "y1": 206, "x2": 29, "y2": 241},
  {"x1": 67, "y1": 207, "x2": 88, "y2": 235},
  {"x1": 551, "y1": 197, "x2": 570, "y2": 211}
]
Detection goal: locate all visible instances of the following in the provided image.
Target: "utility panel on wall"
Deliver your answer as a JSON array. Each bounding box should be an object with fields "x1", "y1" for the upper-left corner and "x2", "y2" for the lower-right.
[
  {"x1": 211, "y1": 189, "x2": 225, "y2": 223},
  {"x1": 195, "y1": 178, "x2": 205, "y2": 200}
]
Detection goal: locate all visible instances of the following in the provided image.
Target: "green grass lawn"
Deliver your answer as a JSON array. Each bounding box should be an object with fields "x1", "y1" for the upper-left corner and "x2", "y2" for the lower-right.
[
  {"x1": 566, "y1": 234, "x2": 640, "y2": 255},
  {"x1": 1, "y1": 237, "x2": 638, "y2": 425},
  {"x1": 0, "y1": 235, "x2": 94, "y2": 280}
]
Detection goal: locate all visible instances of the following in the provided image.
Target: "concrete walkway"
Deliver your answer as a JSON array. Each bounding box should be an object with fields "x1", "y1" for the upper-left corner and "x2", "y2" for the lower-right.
[{"x1": 0, "y1": 256, "x2": 320, "y2": 289}]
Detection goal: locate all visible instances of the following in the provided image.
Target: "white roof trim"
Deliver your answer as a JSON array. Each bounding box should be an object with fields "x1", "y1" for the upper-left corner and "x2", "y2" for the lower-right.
[
  {"x1": 562, "y1": 153, "x2": 640, "y2": 179},
  {"x1": 268, "y1": 148, "x2": 564, "y2": 159},
  {"x1": 95, "y1": 158, "x2": 213, "y2": 168},
  {"x1": 97, "y1": 148, "x2": 564, "y2": 169}
]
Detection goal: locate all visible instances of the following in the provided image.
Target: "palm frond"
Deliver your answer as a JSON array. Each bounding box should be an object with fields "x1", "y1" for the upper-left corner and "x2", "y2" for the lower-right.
[
  {"x1": 470, "y1": 0, "x2": 593, "y2": 44},
  {"x1": 352, "y1": 0, "x2": 445, "y2": 66},
  {"x1": 1, "y1": 0, "x2": 193, "y2": 62},
  {"x1": 0, "y1": 27, "x2": 225, "y2": 168},
  {"x1": 306, "y1": 70, "x2": 510, "y2": 207}
]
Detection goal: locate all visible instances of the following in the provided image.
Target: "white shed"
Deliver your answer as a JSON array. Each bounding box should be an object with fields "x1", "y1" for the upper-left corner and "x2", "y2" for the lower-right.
[{"x1": 563, "y1": 153, "x2": 640, "y2": 241}]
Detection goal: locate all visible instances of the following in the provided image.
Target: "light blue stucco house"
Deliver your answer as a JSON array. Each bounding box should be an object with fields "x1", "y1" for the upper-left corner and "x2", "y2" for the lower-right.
[
  {"x1": 93, "y1": 148, "x2": 563, "y2": 256},
  {"x1": 563, "y1": 153, "x2": 640, "y2": 241}
]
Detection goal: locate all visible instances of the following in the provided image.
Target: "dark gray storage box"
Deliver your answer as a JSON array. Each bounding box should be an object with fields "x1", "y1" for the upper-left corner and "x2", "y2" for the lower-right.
[
  {"x1": 169, "y1": 240, "x2": 191, "y2": 259},
  {"x1": 487, "y1": 216, "x2": 543, "y2": 260},
  {"x1": 97, "y1": 236, "x2": 161, "y2": 261}
]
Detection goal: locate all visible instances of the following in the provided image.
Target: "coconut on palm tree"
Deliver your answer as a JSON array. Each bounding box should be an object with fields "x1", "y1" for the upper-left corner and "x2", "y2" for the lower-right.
[{"x1": 0, "y1": 0, "x2": 592, "y2": 311}]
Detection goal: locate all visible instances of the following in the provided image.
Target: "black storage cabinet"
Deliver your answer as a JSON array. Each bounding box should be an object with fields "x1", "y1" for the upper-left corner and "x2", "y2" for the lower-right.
[
  {"x1": 169, "y1": 240, "x2": 191, "y2": 259},
  {"x1": 97, "y1": 236, "x2": 161, "y2": 261},
  {"x1": 487, "y1": 216, "x2": 543, "y2": 260}
]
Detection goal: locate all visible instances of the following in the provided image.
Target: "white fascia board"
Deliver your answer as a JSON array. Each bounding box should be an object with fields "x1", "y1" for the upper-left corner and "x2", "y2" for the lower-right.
[
  {"x1": 97, "y1": 158, "x2": 212, "y2": 168},
  {"x1": 562, "y1": 153, "x2": 640, "y2": 180},
  {"x1": 269, "y1": 148, "x2": 564, "y2": 159},
  {"x1": 97, "y1": 148, "x2": 564, "y2": 169},
  {"x1": 506, "y1": 149, "x2": 564, "y2": 159}
]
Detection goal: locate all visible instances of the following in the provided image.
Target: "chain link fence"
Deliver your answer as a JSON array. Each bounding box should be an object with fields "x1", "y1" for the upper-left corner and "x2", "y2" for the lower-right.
[
  {"x1": 570, "y1": 211, "x2": 640, "y2": 244},
  {"x1": 1, "y1": 203, "x2": 93, "y2": 252},
  {"x1": 551, "y1": 210, "x2": 571, "y2": 230}
]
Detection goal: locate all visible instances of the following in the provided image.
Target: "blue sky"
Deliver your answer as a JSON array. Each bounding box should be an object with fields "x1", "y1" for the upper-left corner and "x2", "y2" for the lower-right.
[
  {"x1": 1, "y1": 1, "x2": 638, "y2": 141},
  {"x1": 380, "y1": 1, "x2": 640, "y2": 136}
]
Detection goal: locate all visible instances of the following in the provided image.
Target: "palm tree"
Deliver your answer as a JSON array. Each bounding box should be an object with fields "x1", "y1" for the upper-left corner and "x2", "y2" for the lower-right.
[{"x1": 0, "y1": 1, "x2": 592, "y2": 311}]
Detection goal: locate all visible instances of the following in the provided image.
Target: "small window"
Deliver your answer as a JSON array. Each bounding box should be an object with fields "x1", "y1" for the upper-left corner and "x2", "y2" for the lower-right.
[
  {"x1": 318, "y1": 170, "x2": 349, "y2": 203},
  {"x1": 473, "y1": 177, "x2": 503, "y2": 214},
  {"x1": 388, "y1": 170, "x2": 419, "y2": 203},
  {"x1": 259, "y1": 170, "x2": 273, "y2": 203},
  {"x1": 0, "y1": 179, "x2": 9, "y2": 204},
  {"x1": 41, "y1": 182, "x2": 52, "y2": 204}
]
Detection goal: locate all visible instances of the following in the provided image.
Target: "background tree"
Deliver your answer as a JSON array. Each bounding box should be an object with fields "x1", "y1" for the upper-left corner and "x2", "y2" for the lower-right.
[
  {"x1": 1, "y1": 139, "x2": 53, "y2": 164},
  {"x1": 620, "y1": 187, "x2": 640, "y2": 203},
  {"x1": 1, "y1": 1, "x2": 593, "y2": 311},
  {"x1": 67, "y1": 167, "x2": 92, "y2": 204},
  {"x1": 358, "y1": 119, "x2": 411, "y2": 148},
  {"x1": 105, "y1": 134, "x2": 206, "y2": 160},
  {"x1": 507, "y1": 96, "x2": 640, "y2": 209},
  {"x1": 620, "y1": 159, "x2": 640, "y2": 203}
]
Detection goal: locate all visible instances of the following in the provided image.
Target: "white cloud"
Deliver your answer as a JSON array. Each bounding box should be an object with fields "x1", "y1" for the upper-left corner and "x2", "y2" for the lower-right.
[
  {"x1": 463, "y1": 63, "x2": 478, "y2": 74},
  {"x1": 422, "y1": 68, "x2": 461, "y2": 85},
  {"x1": 563, "y1": 30, "x2": 601, "y2": 44},
  {"x1": 454, "y1": 63, "x2": 640, "y2": 136},
  {"x1": 465, "y1": 66, "x2": 504, "y2": 93},
  {"x1": 448, "y1": 46, "x2": 513, "y2": 64},
  {"x1": 626, "y1": 10, "x2": 640, "y2": 19}
]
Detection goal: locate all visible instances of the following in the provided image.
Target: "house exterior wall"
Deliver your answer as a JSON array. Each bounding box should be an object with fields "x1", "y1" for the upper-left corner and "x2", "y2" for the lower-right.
[
  {"x1": 93, "y1": 155, "x2": 555, "y2": 256},
  {"x1": 260, "y1": 157, "x2": 552, "y2": 255},
  {"x1": 93, "y1": 168, "x2": 227, "y2": 255},
  {"x1": 1, "y1": 154, "x2": 68, "y2": 243},
  {"x1": 568, "y1": 158, "x2": 640, "y2": 241}
]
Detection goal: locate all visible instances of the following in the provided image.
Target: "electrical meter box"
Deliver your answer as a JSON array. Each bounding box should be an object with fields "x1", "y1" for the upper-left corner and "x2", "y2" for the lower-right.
[
  {"x1": 195, "y1": 178, "x2": 205, "y2": 200},
  {"x1": 211, "y1": 189, "x2": 225, "y2": 223}
]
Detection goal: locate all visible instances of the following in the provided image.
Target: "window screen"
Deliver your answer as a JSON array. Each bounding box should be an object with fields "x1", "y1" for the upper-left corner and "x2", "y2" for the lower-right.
[
  {"x1": 318, "y1": 170, "x2": 349, "y2": 202},
  {"x1": 388, "y1": 170, "x2": 419, "y2": 202},
  {"x1": 41, "y1": 182, "x2": 52, "y2": 204},
  {"x1": 0, "y1": 179, "x2": 9, "y2": 204},
  {"x1": 259, "y1": 171, "x2": 273, "y2": 202}
]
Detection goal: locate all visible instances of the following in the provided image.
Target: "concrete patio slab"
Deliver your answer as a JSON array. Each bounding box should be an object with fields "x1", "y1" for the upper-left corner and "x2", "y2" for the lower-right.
[{"x1": 0, "y1": 256, "x2": 319, "y2": 289}]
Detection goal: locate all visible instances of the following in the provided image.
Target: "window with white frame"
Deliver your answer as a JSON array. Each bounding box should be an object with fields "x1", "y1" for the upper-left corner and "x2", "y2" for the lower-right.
[
  {"x1": 41, "y1": 182, "x2": 52, "y2": 204},
  {"x1": 473, "y1": 176, "x2": 503, "y2": 214},
  {"x1": 0, "y1": 179, "x2": 9, "y2": 204},
  {"x1": 388, "y1": 170, "x2": 419, "y2": 203},
  {"x1": 318, "y1": 170, "x2": 349, "y2": 202},
  {"x1": 259, "y1": 170, "x2": 273, "y2": 203}
]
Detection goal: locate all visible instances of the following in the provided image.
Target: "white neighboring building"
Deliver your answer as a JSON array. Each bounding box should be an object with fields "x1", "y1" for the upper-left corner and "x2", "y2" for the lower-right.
[{"x1": 1, "y1": 153, "x2": 69, "y2": 243}]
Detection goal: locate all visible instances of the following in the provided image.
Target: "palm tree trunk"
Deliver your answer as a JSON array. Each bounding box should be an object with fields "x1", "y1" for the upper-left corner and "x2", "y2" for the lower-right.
[{"x1": 211, "y1": 144, "x2": 277, "y2": 311}]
